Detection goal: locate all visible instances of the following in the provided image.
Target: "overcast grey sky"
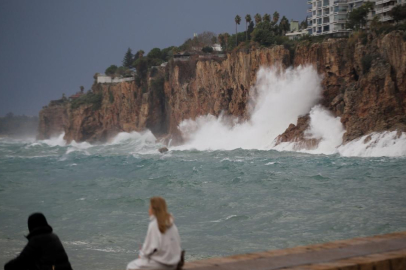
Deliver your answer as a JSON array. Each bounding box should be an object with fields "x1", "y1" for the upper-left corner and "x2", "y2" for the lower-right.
[{"x1": 0, "y1": 0, "x2": 307, "y2": 116}]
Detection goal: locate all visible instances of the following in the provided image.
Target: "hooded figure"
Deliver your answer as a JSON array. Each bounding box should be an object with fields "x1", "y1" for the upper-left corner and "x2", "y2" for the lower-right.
[{"x1": 4, "y1": 213, "x2": 73, "y2": 270}]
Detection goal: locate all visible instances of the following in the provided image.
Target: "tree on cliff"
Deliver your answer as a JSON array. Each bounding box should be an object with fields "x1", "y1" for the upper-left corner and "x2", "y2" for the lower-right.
[
  {"x1": 300, "y1": 17, "x2": 308, "y2": 30},
  {"x1": 245, "y1": 14, "x2": 252, "y2": 41},
  {"x1": 279, "y1": 16, "x2": 290, "y2": 35},
  {"x1": 273, "y1": 11, "x2": 280, "y2": 24},
  {"x1": 105, "y1": 65, "x2": 118, "y2": 76},
  {"x1": 263, "y1": 13, "x2": 271, "y2": 23},
  {"x1": 254, "y1": 13, "x2": 262, "y2": 25},
  {"x1": 347, "y1": 2, "x2": 374, "y2": 30},
  {"x1": 133, "y1": 50, "x2": 145, "y2": 63},
  {"x1": 251, "y1": 20, "x2": 276, "y2": 46},
  {"x1": 218, "y1": 33, "x2": 224, "y2": 49},
  {"x1": 123, "y1": 48, "x2": 133, "y2": 68},
  {"x1": 235, "y1": 15, "x2": 241, "y2": 46},
  {"x1": 388, "y1": 4, "x2": 406, "y2": 23},
  {"x1": 224, "y1": 33, "x2": 230, "y2": 50}
]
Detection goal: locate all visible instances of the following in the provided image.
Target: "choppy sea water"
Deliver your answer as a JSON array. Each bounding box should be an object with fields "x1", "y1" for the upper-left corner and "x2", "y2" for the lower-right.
[{"x1": 1, "y1": 135, "x2": 406, "y2": 270}]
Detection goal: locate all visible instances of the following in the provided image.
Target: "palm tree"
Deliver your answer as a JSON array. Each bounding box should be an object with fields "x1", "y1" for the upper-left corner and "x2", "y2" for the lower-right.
[
  {"x1": 235, "y1": 15, "x2": 241, "y2": 46},
  {"x1": 80, "y1": 86, "x2": 84, "y2": 93},
  {"x1": 273, "y1": 11, "x2": 280, "y2": 24},
  {"x1": 254, "y1": 13, "x2": 262, "y2": 25},
  {"x1": 245, "y1": 14, "x2": 252, "y2": 41},
  {"x1": 263, "y1": 13, "x2": 271, "y2": 23}
]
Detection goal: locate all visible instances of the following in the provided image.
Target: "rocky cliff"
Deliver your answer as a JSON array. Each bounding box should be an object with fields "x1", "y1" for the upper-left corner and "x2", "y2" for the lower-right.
[
  {"x1": 282, "y1": 30, "x2": 406, "y2": 145},
  {"x1": 38, "y1": 31, "x2": 406, "y2": 146}
]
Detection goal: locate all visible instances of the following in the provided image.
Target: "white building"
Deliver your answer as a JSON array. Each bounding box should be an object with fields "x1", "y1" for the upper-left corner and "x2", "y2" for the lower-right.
[
  {"x1": 375, "y1": 0, "x2": 405, "y2": 22},
  {"x1": 212, "y1": 43, "x2": 222, "y2": 52},
  {"x1": 307, "y1": 0, "x2": 406, "y2": 36},
  {"x1": 96, "y1": 74, "x2": 134, "y2": 84},
  {"x1": 286, "y1": 30, "x2": 309, "y2": 40}
]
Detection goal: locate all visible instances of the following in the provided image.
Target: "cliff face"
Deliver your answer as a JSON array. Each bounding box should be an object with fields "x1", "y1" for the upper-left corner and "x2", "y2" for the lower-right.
[
  {"x1": 277, "y1": 31, "x2": 406, "y2": 145},
  {"x1": 164, "y1": 47, "x2": 290, "y2": 138},
  {"x1": 37, "y1": 102, "x2": 68, "y2": 140},
  {"x1": 62, "y1": 79, "x2": 166, "y2": 143},
  {"x1": 38, "y1": 31, "x2": 406, "y2": 145}
]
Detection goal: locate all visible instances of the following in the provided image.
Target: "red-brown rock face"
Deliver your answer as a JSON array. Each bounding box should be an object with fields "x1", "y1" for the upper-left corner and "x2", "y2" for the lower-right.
[
  {"x1": 277, "y1": 31, "x2": 406, "y2": 146},
  {"x1": 37, "y1": 31, "x2": 406, "y2": 146},
  {"x1": 37, "y1": 102, "x2": 68, "y2": 140}
]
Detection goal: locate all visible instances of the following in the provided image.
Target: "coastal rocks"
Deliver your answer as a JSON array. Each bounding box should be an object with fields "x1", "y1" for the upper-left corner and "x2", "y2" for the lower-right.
[{"x1": 274, "y1": 115, "x2": 321, "y2": 150}]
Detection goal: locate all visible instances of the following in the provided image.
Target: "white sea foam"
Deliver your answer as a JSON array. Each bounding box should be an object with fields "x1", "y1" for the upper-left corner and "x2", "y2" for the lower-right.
[
  {"x1": 273, "y1": 105, "x2": 345, "y2": 155},
  {"x1": 39, "y1": 133, "x2": 67, "y2": 147},
  {"x1": 109, "y1": 131, "x2": 156, "y2": 145},
  {"x1": 108, "y1": 131, "x2": 159, "y2": 154},
  {"x1": 172, "y1": 65, "x2": 406, "y2": 157},
  {"x1": 175, "y1": 66, "x2": 323, "y2": 151},
  {"x1": 338, "y1": 131, "x2": 406, "y2": 157}
]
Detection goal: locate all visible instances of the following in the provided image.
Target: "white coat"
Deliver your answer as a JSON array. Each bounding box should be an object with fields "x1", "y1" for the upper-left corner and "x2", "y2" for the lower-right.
[{"x1": 127, "y1": 215, "x2": 181, "y2": 270}]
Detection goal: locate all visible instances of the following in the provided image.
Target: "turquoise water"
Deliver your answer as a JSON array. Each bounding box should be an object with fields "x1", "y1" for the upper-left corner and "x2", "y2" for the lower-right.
[{"x1": 1, "y1": 136, "x2": 406, "y2": 270}]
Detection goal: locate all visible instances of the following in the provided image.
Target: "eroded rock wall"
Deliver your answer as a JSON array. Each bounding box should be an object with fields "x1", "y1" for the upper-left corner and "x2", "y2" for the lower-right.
[
  {"x1": 279, "y1": 31, "x2": 406, "y2": 144},
  {"x1": 38, "y1": 31, "x2": 406, "y2": 145}
]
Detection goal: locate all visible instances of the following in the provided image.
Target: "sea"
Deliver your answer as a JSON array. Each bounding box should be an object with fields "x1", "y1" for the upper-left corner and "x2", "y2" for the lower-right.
[{"x1": 1, "y1": 66, "x2": 406, "y2": 269}]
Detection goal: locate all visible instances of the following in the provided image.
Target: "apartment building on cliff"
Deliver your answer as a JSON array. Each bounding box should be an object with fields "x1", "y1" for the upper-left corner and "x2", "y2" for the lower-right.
[
  {"x1": 375, "y1": 0, "x2": 406, "y2": 22},
  {"x1": 307, "y1": 0, "x2": 406, "y2": 36}
]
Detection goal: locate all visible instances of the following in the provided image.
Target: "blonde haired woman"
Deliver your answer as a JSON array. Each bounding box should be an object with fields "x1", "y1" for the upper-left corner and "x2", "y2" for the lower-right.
[{"x1": 127, "y1": 197, "x2": 182, "y2": 270}]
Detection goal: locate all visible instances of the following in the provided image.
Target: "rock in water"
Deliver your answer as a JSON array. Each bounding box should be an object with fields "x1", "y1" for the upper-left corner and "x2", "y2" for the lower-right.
[{"x1": 159, "y1": 147, "x2": 169, "y2": 153}]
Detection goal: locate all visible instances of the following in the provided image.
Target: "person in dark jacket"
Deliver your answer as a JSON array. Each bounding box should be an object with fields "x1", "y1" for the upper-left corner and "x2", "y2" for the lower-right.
[{"x1": 4, "y1": 213, "x2": 73, "y2": 270}]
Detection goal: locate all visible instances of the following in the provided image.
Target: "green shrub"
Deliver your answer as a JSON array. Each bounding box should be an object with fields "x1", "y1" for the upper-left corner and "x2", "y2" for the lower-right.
[
  {"x1": 71, "y1": 92, "x2": 103, "y2": 111},
  {"x1": 150, "y1": 77, "x2": 164, "y2": 95},
  {"x1": 202, "y1": 46, "x2": 214, "y2": 53},
  {"x1": 109, "y1": 90, "x2": 114, "y2": 103},
  {"x1": 361, "y1": 54, "x2": 373, "y2": 74},
  {"x1": 150, "y1": 67, "x2": 158, "y2": 77},
  {"x1": 105, "y1": 65, "x2": 117, "y2": 76},
  {"x1": 360, "y1": 32, "x2": 368, "y2": 45}
]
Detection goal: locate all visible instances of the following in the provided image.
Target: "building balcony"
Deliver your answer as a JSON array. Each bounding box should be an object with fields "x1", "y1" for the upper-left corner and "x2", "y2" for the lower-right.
[
  {"x1": 333, "y1": 0, "x2": 348, "y2": 4},
  {"x1": 333, "y1": 29, "x2": 351, "y2": 33},
  {"x1": 375, "y1": 8, "x2": 384, "y2": 14},
  {"x1": 382, "y1": 5, "x2": 395, "y2": 13},
  {"x1": 307, "y1": 0, "x2": 312, "y2": 4},
  {"x1": 380, "y1": 15, "x2": 393, "y2": 22},
  {"x1": 308, "y1": 8, "x2": 313, "y2": 13}
]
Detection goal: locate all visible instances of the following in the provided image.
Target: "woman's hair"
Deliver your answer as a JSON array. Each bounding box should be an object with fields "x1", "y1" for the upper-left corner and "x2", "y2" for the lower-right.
[{"x1": 150, "y1": 197, "x2": 172, "y2": 234}]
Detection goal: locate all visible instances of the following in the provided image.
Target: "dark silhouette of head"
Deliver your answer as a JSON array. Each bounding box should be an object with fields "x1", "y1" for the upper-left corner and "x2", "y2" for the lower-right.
[{"x1": 28, "y1": 213, "x2": 52, "y2": 233}]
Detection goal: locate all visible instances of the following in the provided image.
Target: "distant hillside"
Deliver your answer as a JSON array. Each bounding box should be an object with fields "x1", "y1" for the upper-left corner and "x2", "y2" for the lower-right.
[{"x1": 0, "y1": 113, "x2": 39, "y2": 138}]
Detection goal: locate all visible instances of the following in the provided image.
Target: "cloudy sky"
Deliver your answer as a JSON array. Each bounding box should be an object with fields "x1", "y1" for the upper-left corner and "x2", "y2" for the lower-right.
[{"x1": 0, "y1": 0, "x2": 308, "y2": 116}]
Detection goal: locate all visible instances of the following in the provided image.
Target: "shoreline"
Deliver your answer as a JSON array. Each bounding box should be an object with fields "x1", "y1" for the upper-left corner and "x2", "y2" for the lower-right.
[{"x1": 184, "y1": 231, "x2": 406, "y2": 270}]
